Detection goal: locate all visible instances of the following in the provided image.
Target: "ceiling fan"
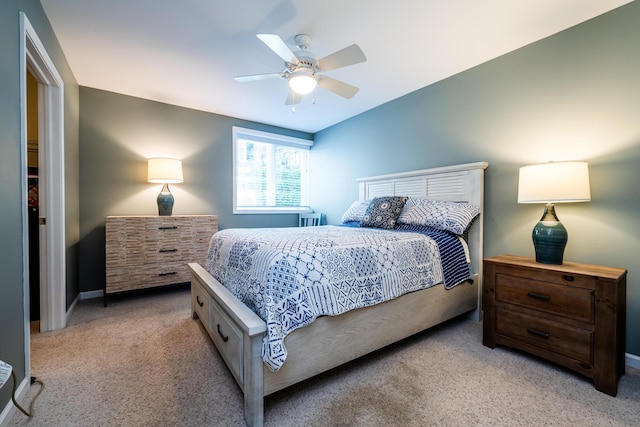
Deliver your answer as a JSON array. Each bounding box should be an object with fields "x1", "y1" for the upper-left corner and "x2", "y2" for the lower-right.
[{"x1": 234, "y1": 34, "x2": 367, "y2": 105}]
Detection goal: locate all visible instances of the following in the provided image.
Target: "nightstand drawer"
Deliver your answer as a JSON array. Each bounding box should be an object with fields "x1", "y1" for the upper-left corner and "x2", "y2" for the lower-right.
[
  {"x1": 495, "y1": 273, "x2": 594, "y2": 323},
  {"x1": 496, "y1": 308, "x2": 593, "y2": 366},
  {"x1": 498, "y1": 266, "x2": 597, "y2": 289}
]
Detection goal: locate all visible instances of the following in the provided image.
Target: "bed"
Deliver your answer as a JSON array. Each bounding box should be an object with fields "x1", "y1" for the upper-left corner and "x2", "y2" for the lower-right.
[{"x1": 189, "y1": 161, "x2": 488, "y2": 426}]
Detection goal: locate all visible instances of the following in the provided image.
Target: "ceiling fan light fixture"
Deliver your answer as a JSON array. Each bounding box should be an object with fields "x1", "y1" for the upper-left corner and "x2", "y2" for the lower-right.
[
  {"x1": 289, "y1": 70, "x2": 317, "y2": 95},
  {"x1": 235, "y1": 34, "x2": 365, "y2": 103}
]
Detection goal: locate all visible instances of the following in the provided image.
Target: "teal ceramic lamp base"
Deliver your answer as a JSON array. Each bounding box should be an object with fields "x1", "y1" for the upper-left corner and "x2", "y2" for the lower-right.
[
  {"x1": 157, "y1": 183, "x2": 174, "y2": 216},
  {"x1": 532, "y1": 203, "x2": 567, "y2": 265}
]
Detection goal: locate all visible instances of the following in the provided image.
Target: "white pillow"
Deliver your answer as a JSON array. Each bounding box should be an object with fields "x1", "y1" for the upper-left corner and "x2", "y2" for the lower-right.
[
  {"x1": 340, "y1": 199, "x2": 372, "y2": 223},
  {"x1": 397, "y1": 198, "x2": 480, "y2": 235}
]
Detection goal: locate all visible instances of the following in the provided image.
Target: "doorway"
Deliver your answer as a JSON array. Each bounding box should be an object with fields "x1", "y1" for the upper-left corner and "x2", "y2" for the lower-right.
[
  {"x1": 20, "y1": 12, "x2": 67, "y2": 368},
  {"x1": 26, "y1": 70, "x2": 40, "y2": 331}
]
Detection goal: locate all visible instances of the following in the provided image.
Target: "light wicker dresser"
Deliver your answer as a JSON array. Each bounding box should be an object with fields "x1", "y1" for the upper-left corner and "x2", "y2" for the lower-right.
[{"x1": 105, "y1": 215, "x2": 218, "y2": 305}]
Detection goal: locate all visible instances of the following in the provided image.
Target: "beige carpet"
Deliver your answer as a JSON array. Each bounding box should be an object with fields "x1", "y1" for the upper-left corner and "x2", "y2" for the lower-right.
[{"x1": 9, "y1": 286, "x2": 640, "y2": 427}]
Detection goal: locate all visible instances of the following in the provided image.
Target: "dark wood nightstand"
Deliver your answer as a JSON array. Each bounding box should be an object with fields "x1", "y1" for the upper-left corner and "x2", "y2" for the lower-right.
[{"x1": 482, "y1": 254, "x2": 626, "y2": 396}]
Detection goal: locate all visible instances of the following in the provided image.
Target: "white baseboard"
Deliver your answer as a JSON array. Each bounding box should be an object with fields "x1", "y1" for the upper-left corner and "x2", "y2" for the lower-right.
[
  {"x1": 626, "y1": 352, "x2": 640, "y2": 370},
  {"x1": 0, "y1": 375, "x2": 30, "y2": 427},
  {"x1": 80, "y1": 290, "x2": 104, "y2": 300},
  {"x1": 66, "y1": 294, "x2": 80, "y2": 325}
]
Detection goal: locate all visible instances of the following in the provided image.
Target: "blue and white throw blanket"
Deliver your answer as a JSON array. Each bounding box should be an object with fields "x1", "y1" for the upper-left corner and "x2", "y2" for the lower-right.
[{"x1": 205, "y1": 225, "x2": 471, "y2": 371}]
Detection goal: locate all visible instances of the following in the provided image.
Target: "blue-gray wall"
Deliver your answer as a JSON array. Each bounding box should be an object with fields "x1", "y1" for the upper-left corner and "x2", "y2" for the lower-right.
[
  {"x1": 0, "y1": 0, "x2": 79, "y2": 413},
  {"x1": 76, "y1": 1, "x2": 639, "y2": 363},
  {"x1": 78, "y1": 88, "x2": 312, "y2": 292},
  {"x1": 311, "y1": 2, "x2": 640, "y2": 356}
]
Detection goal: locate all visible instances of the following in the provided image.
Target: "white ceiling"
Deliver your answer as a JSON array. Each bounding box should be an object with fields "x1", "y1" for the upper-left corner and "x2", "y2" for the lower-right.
[{"x1": 40, "y1": 0, "x2": 631, "y2": 134}]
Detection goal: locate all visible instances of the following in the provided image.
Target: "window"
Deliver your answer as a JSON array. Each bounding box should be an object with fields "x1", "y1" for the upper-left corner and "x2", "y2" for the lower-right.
[{"x1": 233, "y1": 126, "x2": 313, "y2": 214}]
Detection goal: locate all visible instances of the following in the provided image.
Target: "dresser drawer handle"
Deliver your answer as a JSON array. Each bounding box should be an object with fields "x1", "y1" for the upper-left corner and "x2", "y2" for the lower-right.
[
  {"x1": 217, "y1": 324, "x2": 229, "y2": 342},
  {"x1": 563, "y1": 275, "x2": 575, "y2": 282},
  {"x1": 159, "y1": 248, "x2": 178, "y2": 253},
  {"x1": 158, "y1": 271, "x2": 177, "y2": 277},
  {"x1": 527, "y1": 328, "x2": 550, "y2": 339},
  {"x1": 527, "y1": 292, "x2": 550, "y2": 301},
  {"x1": 196, "y1": 295, "x2": 204, "y2": 307},
  {"x1": 159, "y1": 226, "x2": 178, "y2": 230}
]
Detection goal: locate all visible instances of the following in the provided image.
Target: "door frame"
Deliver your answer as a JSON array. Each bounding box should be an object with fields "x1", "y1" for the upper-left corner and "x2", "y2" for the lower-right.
[{"x1": 19, "y1": 13, "x2": 66, "y2": 346}]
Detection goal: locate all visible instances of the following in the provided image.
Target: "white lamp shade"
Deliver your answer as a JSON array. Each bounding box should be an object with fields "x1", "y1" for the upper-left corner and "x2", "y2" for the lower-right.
[
  {"x1": 518, "y1": 161, "x2": 590, "y2": 203},
  {"x1": 147, "y1": 158, "x2": 183, "y2": 184},
  {"x1": 289, "y1": 71, "x2": 317, "y2": 95}
]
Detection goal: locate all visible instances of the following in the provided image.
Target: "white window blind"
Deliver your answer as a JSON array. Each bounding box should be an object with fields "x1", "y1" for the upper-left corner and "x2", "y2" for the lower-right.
[{"x1": 233, "y1": 126, "x2": 313, "y2": 214}]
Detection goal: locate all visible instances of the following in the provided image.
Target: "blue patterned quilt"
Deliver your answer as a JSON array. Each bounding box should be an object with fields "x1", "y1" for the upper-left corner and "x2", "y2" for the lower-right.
[{"x1": 204, "y1": 225, "x2": 470, "y2": 371}]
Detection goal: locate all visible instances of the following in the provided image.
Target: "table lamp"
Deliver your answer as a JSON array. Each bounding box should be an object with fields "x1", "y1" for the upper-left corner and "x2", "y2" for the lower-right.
[
  {"x1": 517, "y1": 161, "x2": 590, "y2": 265},
  {"x1": 147, "y1": 158, "x2": 183, "y2": 216}
]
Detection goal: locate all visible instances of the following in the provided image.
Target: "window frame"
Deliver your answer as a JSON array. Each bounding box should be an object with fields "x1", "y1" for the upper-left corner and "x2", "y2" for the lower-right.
[{"x1": 232, "y1": 126, "x2": 313, "y2": 214}]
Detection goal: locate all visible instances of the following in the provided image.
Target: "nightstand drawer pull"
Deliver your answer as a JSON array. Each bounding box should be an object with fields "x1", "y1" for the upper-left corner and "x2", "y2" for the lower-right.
[
  {"x1": 196, "y1": 295, "x2": 204, "y2": 307},
  {"x1": 159, "y1": 248, "x2": 178, "y2": 253},
  {"x1": 158, "y1": 271, "x2": 177, "y2": 277},
  {"x1": 527, "y1": 328, "x2": 550, "y2": 339},
  {"x1": 527, "y1": 292, "x2": 550, "y2": 301},
  {"x1": 217, "y1": 324, "x2": 229, "y2": 342},
  {"x1": 563, "y1": 275, "x2": 574, "y2": 282},
  {"x1": 159, "y1": 226, "x2": 178, "y2": 230}
]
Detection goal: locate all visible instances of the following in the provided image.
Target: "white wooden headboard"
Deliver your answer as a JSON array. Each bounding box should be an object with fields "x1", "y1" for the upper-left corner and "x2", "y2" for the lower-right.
[{"x1": 356, "y1": 161, "x2": 489, "y2": 320}]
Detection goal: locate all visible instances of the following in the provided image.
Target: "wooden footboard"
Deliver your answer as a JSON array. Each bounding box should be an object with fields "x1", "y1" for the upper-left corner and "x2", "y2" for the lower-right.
[
  {"x1": 190, "y1": 262, "x2": 478, "y2": 427},
  {"x1": 190, "y1": 263, "x2": 266, "y2": 426}
]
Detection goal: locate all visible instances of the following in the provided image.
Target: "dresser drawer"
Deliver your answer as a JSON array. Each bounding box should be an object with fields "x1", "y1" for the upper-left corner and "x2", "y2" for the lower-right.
[
  {"x1": 106, "y1": 261, "x2": 190, "y2": 293},
  {"x1": 144, "y1": 219, "x2": 193, "y2": 262},
  {"x1": 496, "y1": 308, "x2": 593, "y2": 366},
  {"x1": 210, "y1": 298, "x2": 244, "y2": 385},
  {"x1": 495, "y1": 273, "x2": 594, "y2": 323}
]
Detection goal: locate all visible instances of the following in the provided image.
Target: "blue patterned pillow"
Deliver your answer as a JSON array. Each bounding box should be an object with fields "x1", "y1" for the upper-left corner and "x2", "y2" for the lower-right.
[
  {"x1": 397, "y1": 198, "x2": 480, "y2": 235},
  {"x1": 341, "y1": 199, "x2": 372, "y2": 223},
  {"x1": 360, "y1": 196, "x2": 408, "y2": 229}
]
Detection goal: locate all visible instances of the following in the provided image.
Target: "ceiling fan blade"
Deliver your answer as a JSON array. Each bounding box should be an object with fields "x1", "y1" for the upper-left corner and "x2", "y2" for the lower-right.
[
  {"x1": 257, "y1": 34, "x2": 299, "y2": 65},
  {"x1": 317, "y1": 76, "x2": 359, "y2": 99},
  {"x1": 285, "y1": 90, "x2": 302, "y2": 105},
  {"x1": 316, "y1": 44, "x2": 366, "y2": 72},
  {"x1": 234, "y1": 72, "x2": 284, "y2": 83}
]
